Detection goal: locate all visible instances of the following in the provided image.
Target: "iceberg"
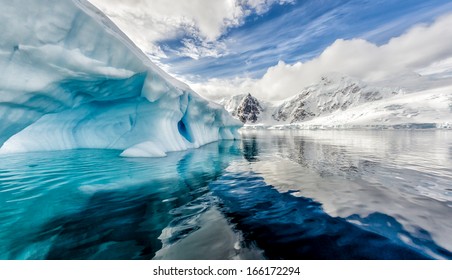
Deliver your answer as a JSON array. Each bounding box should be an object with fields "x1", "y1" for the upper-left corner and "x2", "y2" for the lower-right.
[{"x1": 0, "y1": 0, "x2": 241, "y2": 156}]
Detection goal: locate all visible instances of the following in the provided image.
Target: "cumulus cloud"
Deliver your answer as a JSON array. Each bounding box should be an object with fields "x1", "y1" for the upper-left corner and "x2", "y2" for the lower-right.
[
  {"x1": 89, "y1": 0, "x2": 293, "y2": 60},
  {"x1": 191, "y1": 13, "x2": 452, "y2": 101}
]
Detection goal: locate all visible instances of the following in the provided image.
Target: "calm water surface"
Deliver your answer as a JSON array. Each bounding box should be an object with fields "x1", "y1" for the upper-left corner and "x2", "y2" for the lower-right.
[{"x1": 0, "y1": 130, "x2": 451, "y2": 259}]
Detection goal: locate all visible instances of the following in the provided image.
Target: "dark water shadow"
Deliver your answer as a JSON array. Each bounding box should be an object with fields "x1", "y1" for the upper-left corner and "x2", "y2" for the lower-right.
[
  {"x1": 242, "y1": 136, "x2": 259, "y2": 162},
  {"x1": 210, "y1": 171, "x2": 452, "y2": 260}
]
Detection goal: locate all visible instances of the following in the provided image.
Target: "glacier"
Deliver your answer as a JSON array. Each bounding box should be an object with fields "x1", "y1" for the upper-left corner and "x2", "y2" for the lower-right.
[{"x1": 0, "y1": 0, "x2": 241, "y2": 157}]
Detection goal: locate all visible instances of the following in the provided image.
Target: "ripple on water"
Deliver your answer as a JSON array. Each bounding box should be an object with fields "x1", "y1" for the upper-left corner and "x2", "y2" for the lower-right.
[{"x1": 0, "y1": 131, "x2": 452, "y2": 259}]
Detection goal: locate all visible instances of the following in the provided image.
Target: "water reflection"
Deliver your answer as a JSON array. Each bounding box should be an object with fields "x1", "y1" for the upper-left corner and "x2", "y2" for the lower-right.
[
  {"x1": 242, "y1": 136, "x2": 259, "y2": 162},
  {"x1": 0, "y1": 141, "x2": 243, "y2": 259},
  {"x1": 1, "y1": 130, "x2": 451, "y2": 259},
  {"x1": 210, "y1": 171, "x2": 452, "y2": 259},
  {"x1": 234, "y1": 130, "x2": 452, "y2": 259}
]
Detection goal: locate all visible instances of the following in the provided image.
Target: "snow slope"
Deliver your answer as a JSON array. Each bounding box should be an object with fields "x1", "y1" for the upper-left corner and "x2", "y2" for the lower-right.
[
  {"x1": 272, "y1": 75, "x2": 402, "y2": 123},
  {"x1": 0, "y1": 0, "x2": 241, "y2": 157},
  {"x1": 280, "y1": 85, "x2": 452, "y2": 130}
]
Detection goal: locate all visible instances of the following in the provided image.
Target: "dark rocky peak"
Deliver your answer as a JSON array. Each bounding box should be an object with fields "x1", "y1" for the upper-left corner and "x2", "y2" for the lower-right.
[{"x1": 236, "y1": 93, "x2": 263, "y2": 123}]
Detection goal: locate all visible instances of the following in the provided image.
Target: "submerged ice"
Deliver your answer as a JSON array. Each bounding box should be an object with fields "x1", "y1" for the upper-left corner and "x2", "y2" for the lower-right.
[{"x1": 0, "y1": 0, "x2": 241, "y2": 156}]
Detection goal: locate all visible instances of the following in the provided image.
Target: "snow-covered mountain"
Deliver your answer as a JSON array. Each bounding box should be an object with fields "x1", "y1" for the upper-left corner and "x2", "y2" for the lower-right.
[
  {"x1": 220, "y1": 74, "x2": 452, "y2": 129},
  {"x1": 285, "y1": 85, "x2": 452, "y2": 129},
  {"x1": 220, "y1": 75, "x2": 407, "y2": 126},
  {"x1": 0, "y1": 0, "x2": 241, "y2": 157},
  {"x1": 273, "y1": 76, "x2": 402, "y2": 123}
]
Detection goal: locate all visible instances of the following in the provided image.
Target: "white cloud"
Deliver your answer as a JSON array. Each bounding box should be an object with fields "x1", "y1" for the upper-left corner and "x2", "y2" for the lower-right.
[
  {"x1": 89, "y1": 0, "x2": 244, "y2": 58},
  {"x1": 243, "y1": 0, "x2": 295, "y2": 15},
  {"x1": 178, "y1": 39, "x2": 228, "y2": 60},
  {"x1": 190, "y1": 77, "x2": 255, "y2": 99},
  {"x1": 191, "y1": 13, "x2": 452, "y2": 101},
  {"x1": 88, "y1": 0, "x2": 293, "y2": 60}
]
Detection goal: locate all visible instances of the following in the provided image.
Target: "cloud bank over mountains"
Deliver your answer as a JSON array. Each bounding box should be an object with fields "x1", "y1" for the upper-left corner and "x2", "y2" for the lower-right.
[{"x1": 191, "y1": 13, "x2": 452, "y2": 101}]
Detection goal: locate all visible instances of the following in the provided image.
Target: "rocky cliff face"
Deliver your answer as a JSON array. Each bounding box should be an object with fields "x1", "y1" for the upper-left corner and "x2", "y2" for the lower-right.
[
  {"x1": 220, "y1": 93, "x2": 264, "y2": 124},
  {"x1": 236, "y1": 94, "x2": 264, "y2": 123}
]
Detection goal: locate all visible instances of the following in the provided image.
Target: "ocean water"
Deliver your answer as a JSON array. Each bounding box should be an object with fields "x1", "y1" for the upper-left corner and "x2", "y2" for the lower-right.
[{"x1": 0, "y1": 130, "x2": 451, "y2": 259}]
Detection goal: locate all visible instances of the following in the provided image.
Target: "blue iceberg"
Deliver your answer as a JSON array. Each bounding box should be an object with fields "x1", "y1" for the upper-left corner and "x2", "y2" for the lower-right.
[{"x1": 0, "y1": 0, "x2": 241, "y2": 157}]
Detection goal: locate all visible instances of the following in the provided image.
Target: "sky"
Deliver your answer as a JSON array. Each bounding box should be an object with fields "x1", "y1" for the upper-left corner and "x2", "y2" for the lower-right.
[{"x1": 89, "y1": 0, "x2": 452, "y2": 101}]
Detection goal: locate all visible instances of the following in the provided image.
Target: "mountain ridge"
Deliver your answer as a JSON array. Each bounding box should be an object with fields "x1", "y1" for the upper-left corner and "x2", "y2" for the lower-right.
[
  {"x1": 218, "y1": 74, "x2": 452, "y2": 129},
  {"x1": 220, "y1": 75, "x2": 403, "y2": 124}
]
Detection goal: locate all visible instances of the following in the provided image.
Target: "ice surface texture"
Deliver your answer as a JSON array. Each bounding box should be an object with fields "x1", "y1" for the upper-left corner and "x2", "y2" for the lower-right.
[{"x1": 0, "y1": 0, "x2": 241, "y2": 156}]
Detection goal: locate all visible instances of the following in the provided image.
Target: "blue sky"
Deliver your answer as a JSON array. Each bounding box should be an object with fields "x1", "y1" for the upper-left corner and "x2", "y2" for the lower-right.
[
  {"x1": 154, "y1": 0, "x2": 452, "y2": 82},
  {"x1": 92, "y1": 0, "x2": 452, "y2": 100}
]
